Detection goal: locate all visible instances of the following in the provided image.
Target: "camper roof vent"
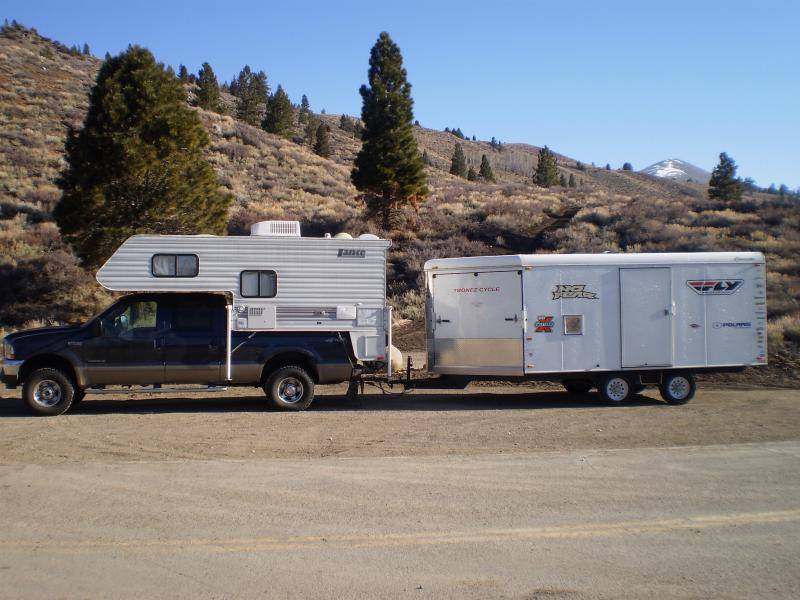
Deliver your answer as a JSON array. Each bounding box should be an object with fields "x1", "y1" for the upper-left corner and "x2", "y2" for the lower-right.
[{"x1": 250, "y1": 220, "x2": 301, "y2": 237}]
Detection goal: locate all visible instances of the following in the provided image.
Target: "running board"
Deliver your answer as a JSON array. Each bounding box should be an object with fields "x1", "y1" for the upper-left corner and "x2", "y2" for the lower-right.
[{"x1": 85, "y1": 386, "x2": 229, "y2": 395}]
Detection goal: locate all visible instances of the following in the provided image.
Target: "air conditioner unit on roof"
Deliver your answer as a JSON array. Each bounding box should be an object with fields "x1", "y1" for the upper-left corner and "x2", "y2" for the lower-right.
[{"x1": 250, "y1": 220, "x2": 301, "y2": 237}]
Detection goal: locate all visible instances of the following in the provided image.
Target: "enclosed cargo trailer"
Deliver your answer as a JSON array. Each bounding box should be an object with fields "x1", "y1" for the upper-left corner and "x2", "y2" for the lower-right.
[{"x1": 424, "y1": 252, "x2": 767, "y2": 403}]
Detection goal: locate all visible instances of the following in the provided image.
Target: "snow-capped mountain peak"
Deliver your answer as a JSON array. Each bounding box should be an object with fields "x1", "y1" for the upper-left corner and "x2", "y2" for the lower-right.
[{"x1": 641, "y1": 158, "x2": 710, "y2": 184}]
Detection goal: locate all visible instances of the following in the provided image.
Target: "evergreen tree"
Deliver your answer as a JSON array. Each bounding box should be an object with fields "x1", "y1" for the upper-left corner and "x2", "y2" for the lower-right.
[
  {"x1": 82, "y1": 43, "x2": 90, "y2": 55},
  {"x1": 708, "y1": 152, "x2": 743, "y2": 202},
  {"x1": 422, "y1": 149, "x2": 431, "y2": 166},
  {"x1": 479, "y1": 154, "x2": 495, "y2": 182},
  {"x1": 779, "y1": 184, "x2": 789, "y2": 199},
  {"x1": 351, "y1": 32, "x2": 428, "y2": 228},
  {"x1": 568, "y1": 173, "x2": 576, "y2": 188},
  {"x1": 233, "y1": 65, "x2": 268, "y2": 126},
  {"x1": 533, "y1": 146, "x2": 559, "y2": 187},
  {"x1": 299, "y1": 94, "x2": 310, "y2": 123},
  {"x1": 178, "y1": 64, "x2": 188, "y2": 82},
  {"x1": 414, "y1": 119, "x2": 420, "y2": 126},
  {"x1": 467, "y1": 166, "x2": 477, "y2": 181},
  {"x1": 559, "y1": 173, "x2": 567, "y2": 187},
  {"x1": 622, "y1": 162, "x2": 633, "y2": 171},
  {"x1": 576, "y1": 161, "x2": 585, "y2": 171},
  {"x1": 449, "y1": 143, "x2": 467, "y2": 178},
  {"x1": 196, "y1": 62, "x2": 221, "y2": 112},
  {"x1": 314, "y1": 122, "x2": 331, "y2": 157},
  {"x1": 262, "y1": 85, "x2": 294, "y2": 138},
  {"x1": 605, "y1": 163, "x2": 611, "y2": 170},
  {"x1": 304, "y1": 117, "x2": 320, "y2": 146},
  {"x1": 339, "y1": 114, "x2": 353, "y2": 131},
  {"x1": 53, "y1": 47, "x2": 231, "y2": 267}
]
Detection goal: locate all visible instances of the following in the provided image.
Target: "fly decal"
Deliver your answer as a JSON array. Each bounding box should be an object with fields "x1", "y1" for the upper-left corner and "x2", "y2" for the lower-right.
[{"x1": 686, "y1": 280, "x2": 743, "y2": 295}]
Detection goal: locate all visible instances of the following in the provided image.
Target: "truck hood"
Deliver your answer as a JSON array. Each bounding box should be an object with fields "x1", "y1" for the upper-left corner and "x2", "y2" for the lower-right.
[{"x1": 4, "y1": 325, "x2": 85, "y2": 357}]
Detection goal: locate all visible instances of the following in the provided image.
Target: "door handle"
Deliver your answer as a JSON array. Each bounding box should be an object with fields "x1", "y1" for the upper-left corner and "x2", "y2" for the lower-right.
[
  {"x1": 505, "y1": 315, "x2": 518, "y2": 322},
  {"x1": 436, "y1": 316, "x2": 450, "y2": 324}
]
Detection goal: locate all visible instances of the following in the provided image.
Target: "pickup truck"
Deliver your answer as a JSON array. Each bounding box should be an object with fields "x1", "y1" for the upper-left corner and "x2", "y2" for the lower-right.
[{"x1": 1, "y1": 293, "x2": 354, "y2": 415}]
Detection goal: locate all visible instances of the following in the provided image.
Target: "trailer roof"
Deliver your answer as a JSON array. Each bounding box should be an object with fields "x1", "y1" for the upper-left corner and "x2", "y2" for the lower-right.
[{"x1": 424, "y1": 251, "x2": 764, "y2": 271}]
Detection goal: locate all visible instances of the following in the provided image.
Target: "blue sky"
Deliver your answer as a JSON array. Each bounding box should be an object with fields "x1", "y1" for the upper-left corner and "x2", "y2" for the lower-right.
[{"x1": 4, "y1": 0, "x2": 799, "y2": 187}]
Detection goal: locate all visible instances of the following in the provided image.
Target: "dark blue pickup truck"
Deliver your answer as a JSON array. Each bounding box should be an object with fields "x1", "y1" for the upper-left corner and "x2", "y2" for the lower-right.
[{"x1": 2, "y1": 293, "x2": 354, "y2": 415}]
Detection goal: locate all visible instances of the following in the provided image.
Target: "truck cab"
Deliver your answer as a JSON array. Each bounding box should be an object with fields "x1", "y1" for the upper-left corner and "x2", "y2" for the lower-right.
[{"x1": 2, "y1": 292, "x2": 355, "y2": 415}]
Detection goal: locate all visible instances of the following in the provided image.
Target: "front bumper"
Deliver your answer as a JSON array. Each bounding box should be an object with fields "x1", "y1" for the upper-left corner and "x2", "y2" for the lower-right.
[{"x1": 1, "y1": 359, "x2": 22, "y2": 388}]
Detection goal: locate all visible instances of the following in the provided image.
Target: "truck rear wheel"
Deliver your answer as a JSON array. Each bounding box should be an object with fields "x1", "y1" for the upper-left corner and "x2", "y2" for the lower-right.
[
  {"x1": 659, "y1": 372, "x2": 696, "y2": 405},
  {"x1": 563, "y1": 379, "x2": 593, "y2": 394},
  {"x1": 22, "y1": 367, "x2": 75, "y2": 416},
  {"x1": 598, "y1": 374, "x2": 633, "y2": 404},
  {"x1": 264, "y1": 365, "x2": 315, "y2": 411}
]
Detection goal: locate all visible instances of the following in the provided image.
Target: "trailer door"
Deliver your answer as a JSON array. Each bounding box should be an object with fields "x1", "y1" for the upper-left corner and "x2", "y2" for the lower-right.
[
  {"x1": 620, "y1": 267, "x2": 673, "y2": 368},
  {"x1": 431, "y1": 270, "x2": 523, "y2": 375}
]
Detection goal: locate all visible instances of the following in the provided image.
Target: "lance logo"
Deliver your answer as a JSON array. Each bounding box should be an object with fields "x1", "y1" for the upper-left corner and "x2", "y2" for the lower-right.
[
  {"x1": 552, "y1": 284, "x2": 598, "y2": 300},
  {"x1": 686, "y1": 280, "x2": 743, "y2": 295},
  {"x1": 337, "y1": 248, "x2": 366, "y2": 258},
  {"x1": 535, "y1": 315, "x2": 555, "y2": 333}
]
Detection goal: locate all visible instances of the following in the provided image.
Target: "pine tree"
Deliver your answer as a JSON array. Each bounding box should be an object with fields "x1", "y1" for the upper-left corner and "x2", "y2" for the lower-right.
[
  {"x1": 299, "y1": 94, "x2": 310, "y2": 123},
  {"x1": 82, "y1": 43, "x2": 90, "y2": 55},
  {"x1": 53, "y1": 46, "x2": 231, "y2": 267},
  {"x1": 351, "y1": 32, "x2": 428, "y2": 228},
  {"x1": 422, "y1": 149, "x2": 431, "y2": 166},
  {"x1": 450, "y1": 143, "x2": 467, "y2": 178},
  {"x1": 559, "y1": 173, "x2": 567, "y2": 187},
  {"x1": 708, "y1": 152, "x2": 743, "y2": 202},
  {"x1": 314, "y1": 122, "x2": 331, "y2": 157},
  {"x1": 262, "y1": 85, "x2": 294, "y2": 138},
  {"x1": 467, "y1": 166, "x2": 477, "y2": 181},
  {"x1": 568, "y1": 173, "x2": 576, "y2": 188},
  {"x1": 622, "y1": 162, "x2": 633, "y2": 171},
  {"x1": 304, "y1": 117, "x2": 320, "y2": 146},
  {"x1": 605, "y1": 163, "x2": 611, "y2": 170},
  {"x1": 533, "y1": 146, "x2": 559, "y2": 187},
  {"x1": 178, "y1": 64, "x2": 188, "y2": 82},
  {"x1": 479, "y1": 154, "x2": 495, "y2": 182},
  {"x1": 233, "y1": 65, "x2": 268, "y2": 126},
  {"x1": 196, "y1": 62, "x2": 220, "y2": 112}
]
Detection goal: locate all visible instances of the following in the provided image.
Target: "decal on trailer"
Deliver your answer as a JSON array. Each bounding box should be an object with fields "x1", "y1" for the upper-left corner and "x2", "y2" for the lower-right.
[
  {"x1": 552, "y1": 284, "x2": 598, "y2": 300},
  {"x1": 713, "y1": 321, "x2": 752, "y2": 329},
  {"x1": 453, "y1": 287, "x2": 500, "y2": 293},
  {"x1": 337, "y1": 249, "x2": 366, "y2": 258},
  {"x1": 534, "y1": 315, "x2": 554, "y2": 333},
  {"x1": 686, "y1": 279, "x2": 743, "y2": 295}
]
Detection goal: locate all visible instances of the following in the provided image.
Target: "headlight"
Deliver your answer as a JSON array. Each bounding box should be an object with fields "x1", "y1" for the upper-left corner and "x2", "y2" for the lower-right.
[{"x1": 3, "y1": 340, "x2": 13, "y2": 360}]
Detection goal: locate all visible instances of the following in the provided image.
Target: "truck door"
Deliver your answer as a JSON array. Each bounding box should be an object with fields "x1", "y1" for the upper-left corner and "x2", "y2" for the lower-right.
[
  {"x1": 82, "y1": 297, "x2": 167, "y2": 385},
  {"x1": 430, "y1": 270, "x2": 523, "y2": 375},
  {"x1": 620, "y1": 267, "x2": 673, "y2": 368},
  {"x1": 162, "y1": 296, "x2": 226, "y2": 384}
]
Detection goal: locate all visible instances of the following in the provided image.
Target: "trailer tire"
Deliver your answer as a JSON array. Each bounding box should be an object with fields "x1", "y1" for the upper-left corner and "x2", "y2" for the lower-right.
[
  {"x1": 659, "y1": 372, "x2": 696, "y2": 405},
  {"x1": 598, "y1": 374, "x2": 633, "y2": 404},
  {"x1": 563, "y1": 379, "x2": 593, "y2": 394},
  {"x1": 264, "y1": 365, "x2": 315, "y2": 411},
  {"x1": 22, "y1": 367, "x2": 75, "y2": 416}
]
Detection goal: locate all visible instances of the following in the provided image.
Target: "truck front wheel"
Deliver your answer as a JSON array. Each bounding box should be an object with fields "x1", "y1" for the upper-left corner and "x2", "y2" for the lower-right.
[
  {"x1": 22, "y1": 367, "x2": 76, "y2": 416},
  {"x1": 659, "y1": 372, "x2": 696, "y2": 405},
  {"x1": 264, "y1": 365, "x2": 315, "y2": 411}
]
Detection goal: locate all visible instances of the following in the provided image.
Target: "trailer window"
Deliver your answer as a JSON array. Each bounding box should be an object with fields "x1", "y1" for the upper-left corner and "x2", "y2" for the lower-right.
[
  {"x1": 240, "y1": 270, "x2": 277, "y2": 298},
  {"x1": 151, "y1": 254, "x2": 199, "y2": 277},
  {"x1": 564, "y1": 315, "x2": 583, "y2": 335}
]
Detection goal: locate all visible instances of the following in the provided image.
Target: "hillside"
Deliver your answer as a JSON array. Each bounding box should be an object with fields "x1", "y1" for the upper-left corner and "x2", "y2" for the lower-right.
[{"x1": 1, "y1": 23, "x2": 799, "y2": 368}]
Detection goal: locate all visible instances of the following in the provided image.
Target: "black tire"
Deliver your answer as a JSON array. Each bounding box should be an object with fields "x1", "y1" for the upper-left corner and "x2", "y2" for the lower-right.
[
  {"x1": 659, "y1": 372, "x2": 696, "y2": 405},
  {"x1": 264, "y1": 365, "x2": 315, "y2": 411},
  {"x1": 22, "y1": 367, "x2": 75, "y2": 416},
  {"x1": 563, "y1": 379, "x2": 593, "y2": 394},
  {"x1": 598, "y1": 373, "x2": 633, "y2": 405}
]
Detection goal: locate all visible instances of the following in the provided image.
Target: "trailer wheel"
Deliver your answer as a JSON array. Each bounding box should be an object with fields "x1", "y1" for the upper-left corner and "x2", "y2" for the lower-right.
[
  {"x1": 563, "y1": 379, "x2": 592, "y2": 394},
  {"x1": 264, "y1": 365, "x2": 315, "y2": 411},
  {"x1": 598, "y1": 374, "x2": 633, "y2": 404},
  {"x1": 659, "y1": 372, "x2": 696, "y2": 405},
  {"x1": 22, "y1": 367, "x2": 75, "y2": 416}
]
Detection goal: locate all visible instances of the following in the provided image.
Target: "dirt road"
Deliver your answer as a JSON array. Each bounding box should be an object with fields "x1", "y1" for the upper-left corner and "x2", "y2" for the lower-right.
[{"x1": 1, "y1": 386, "x2": 799, "y2": 598}]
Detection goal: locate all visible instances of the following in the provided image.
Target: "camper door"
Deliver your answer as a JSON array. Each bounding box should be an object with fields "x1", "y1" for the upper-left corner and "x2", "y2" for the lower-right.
[{"x1": 430, "y1": 270, "x2": 524, "y2": 375}]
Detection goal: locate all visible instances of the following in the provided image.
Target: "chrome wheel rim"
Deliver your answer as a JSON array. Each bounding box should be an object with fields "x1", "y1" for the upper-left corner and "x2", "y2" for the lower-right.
[
  {"x1": 33, "y1": 380, "x2": 62, "y2": 407},
  {"x1": 277, "y1": 377, "x2": 304, "y2": 404},
  {"x1": 606, "y1": 378, "x2": 629, "y2": 402},
  {"x1": 668, "y1": 376, "x2": 690, "y2": 400}
]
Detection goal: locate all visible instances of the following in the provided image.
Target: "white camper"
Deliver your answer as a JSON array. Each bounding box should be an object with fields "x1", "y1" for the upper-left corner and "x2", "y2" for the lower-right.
[
  {"x1": 424, "y1": 252, "x2": 767, "y2": 403},
  {"x1": 96, "y1": 221, "x2": 393, "y2": 370}
]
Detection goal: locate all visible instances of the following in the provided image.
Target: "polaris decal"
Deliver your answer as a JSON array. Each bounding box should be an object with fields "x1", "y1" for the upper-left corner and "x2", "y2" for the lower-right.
[
  {"x1": 534, "y1": 315, "x2": 555, "y2": 333},
  {"x1": 337, "y1": 248, "x2": 366, "y2": 258},
  {"x1": 713, "y1": 321, "x2": 752, "y2": 329},
  {"x1": 686, "y1": 280, "x2": 743, "y2": 295},
  {"x1": 552, "y1": 284, "x2": 598, "y2": 300}
]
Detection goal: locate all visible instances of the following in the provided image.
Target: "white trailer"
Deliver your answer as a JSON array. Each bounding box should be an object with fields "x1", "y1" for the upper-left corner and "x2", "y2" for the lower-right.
[{"x1": 424, "y1": 252, "x2": 767, "y2": 403}]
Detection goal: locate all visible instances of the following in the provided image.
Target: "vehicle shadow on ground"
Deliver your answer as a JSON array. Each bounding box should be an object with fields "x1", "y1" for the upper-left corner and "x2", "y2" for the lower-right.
[{"x1": 0, "y1": 391, "x2": 664, "y2": 417}]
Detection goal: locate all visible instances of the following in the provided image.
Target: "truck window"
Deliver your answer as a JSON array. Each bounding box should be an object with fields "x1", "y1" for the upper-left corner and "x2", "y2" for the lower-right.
[
  {"x1": 240, "y1": 270, "x2": 277, "y2": 298},
  {"x1": 101, "y1": 300, "x2": 159, "y2": 337},
  {"x1": 172, "y1": 304, "x2": 215, "y2": 331},
  {"x1": 152, "y1": 254, "x2": 199, "y2": 277}
]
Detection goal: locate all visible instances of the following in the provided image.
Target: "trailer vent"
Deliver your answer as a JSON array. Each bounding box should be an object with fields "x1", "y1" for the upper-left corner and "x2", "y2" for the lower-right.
[
  {"x1": 248, "y1": 307, "x2": 264, "y2": 316},
  {"x1": 250, "y1": 220, "x2": 301, "y2": 237}
]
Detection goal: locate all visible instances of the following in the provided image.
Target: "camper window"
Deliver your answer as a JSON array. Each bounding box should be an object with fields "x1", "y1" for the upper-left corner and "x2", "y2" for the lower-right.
[
  {"x1": 564, "y1": 315, "x2": 583, "y2": 335},
  {"x1": 240, "y1": 270, "x2": 277, "y2": 298},
  {"x1": 151, "y1": 254, "x2": 199, "y2": 278}
]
